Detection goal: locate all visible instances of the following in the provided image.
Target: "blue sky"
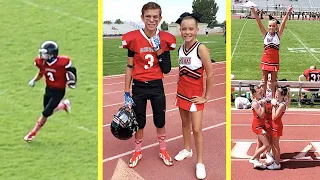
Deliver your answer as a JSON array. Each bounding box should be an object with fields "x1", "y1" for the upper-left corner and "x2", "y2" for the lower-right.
[{"x1": 103, "y1": 0, "x2": 226, "y2": 23}]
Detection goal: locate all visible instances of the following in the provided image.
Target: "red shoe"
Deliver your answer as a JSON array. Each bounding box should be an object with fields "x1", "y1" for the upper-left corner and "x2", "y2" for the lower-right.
[
  {"x1": 24, "y1": 131, "x2": 36, "y2": 142},
  {"x1": 159, "y1": 149, "x2": 173, "y2": 166},
  {"x1": 128, "y1": 151, "x2": 142, "y2": 168}
]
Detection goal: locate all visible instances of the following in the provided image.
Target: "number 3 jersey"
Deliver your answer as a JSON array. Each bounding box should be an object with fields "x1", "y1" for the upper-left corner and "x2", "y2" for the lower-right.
[
  {"x1": 122, "y1": 29, "x2": 176, "y2": 82},
  {"x1": 303, "y1": 68, "x2": 320, "y2": 82},
  {"x1": 34, "y1": 56, "x2": 71, "y2": 89}
]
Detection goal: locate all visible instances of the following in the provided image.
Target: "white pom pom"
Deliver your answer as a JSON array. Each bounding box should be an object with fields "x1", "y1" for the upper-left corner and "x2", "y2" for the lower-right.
[{"x1": 271, "y1": 99, "x2": 277, "y2": 106}]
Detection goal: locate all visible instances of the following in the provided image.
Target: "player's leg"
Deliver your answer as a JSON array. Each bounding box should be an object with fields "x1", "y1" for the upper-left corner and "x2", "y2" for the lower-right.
[
  {"x1": 54, "y1": 99, "x2": 71, "y2": 113},
  {"x1": 261, "y1": 70, "x2": 269, "y2": 97},
  {"x1": 175, "y1": 108, "x2": 193, "y2": 161},
  {"x1": 270, "y1": 71, "x2": 278, "y2": 98},
  {"x1": 149, "y1": 80, "x2": 172, "y2": 166},
  {"x1": 191, "y1": 110, "x2": 206, "y2": 179},
  {"x1": 128, "y1": 83, "x2": 147, "y2": 168},
  {"x1": 24, "y1": 88, "x2": 64, "y2": 142}
]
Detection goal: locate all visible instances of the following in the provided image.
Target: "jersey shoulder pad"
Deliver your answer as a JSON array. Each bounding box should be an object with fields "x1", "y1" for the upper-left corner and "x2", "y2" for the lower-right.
[
  {"x1": 34, "y1": 57, "x2": 43, "y2": 68},
  {"x1": 159, "y1": 31, "x2": 176, "y2": 51},
  {"x1": 122, "y1": 30, "x2": 139, "y2": 49},
  {"x1": 57, "y1": 55, "x2": 71, "y2": 68}
]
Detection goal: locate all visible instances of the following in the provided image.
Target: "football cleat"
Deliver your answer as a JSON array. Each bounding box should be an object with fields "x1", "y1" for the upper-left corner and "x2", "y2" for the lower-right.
[
  {"x1": 128, "y1": 151, "x2": 142, "y2": 168},
  {"x1": 63, "y1": 99, "x2": 71, "y2": 113},
  {"x1": 159, "y1": 149, "x2": 173, "y2": 166},
  {"x1": 24, "y1": 131, "x2": 36, "y2": 142}
]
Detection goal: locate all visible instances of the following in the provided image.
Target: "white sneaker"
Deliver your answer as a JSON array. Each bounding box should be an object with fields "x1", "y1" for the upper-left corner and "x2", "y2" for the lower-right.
[
  {"x1": 196, "y1": 163, "x2": 206, "y2": 179},
  {"x1": 267, "y1": 162, "x2": 281, "y2": 170},
  {"x1": 63, "y1": 99, "x2": 71, "y2": 113},
  {"x1": 249, "y1": 158, "x2": 266, "y2": 169},
  {"x1": 174, "y1": 149, "x2": 192, "y2": 161},
  {"x1": 265, "y1": 152, "x2": 275, "y2": 164}
]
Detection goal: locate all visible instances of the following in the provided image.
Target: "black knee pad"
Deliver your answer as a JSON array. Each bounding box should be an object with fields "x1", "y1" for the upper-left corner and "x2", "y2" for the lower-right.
[{"x1": 42, "y1": 108, "x2": 54, "y2": 118}]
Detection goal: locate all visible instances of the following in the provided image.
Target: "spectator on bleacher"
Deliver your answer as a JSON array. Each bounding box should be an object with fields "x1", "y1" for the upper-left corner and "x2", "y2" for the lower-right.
[
  {"x1": 205, "y1": 27, "x2": 209, "y2": 37},
  {"x1": 298, "y1": 66, "x2": 320, "y2": 98},
  {"x1": 250, "y1": 5, "x2": 293, "y2": 98}
]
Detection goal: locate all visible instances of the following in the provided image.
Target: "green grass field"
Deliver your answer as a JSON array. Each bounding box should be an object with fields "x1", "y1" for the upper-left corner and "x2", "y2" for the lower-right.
[
  {"x1": 231, "y1": 19, "x2": 320, "y2": 80},
  {"x1": 103, "y1": 34, "x2": 226, "y2": 76},
  {"x1": 0, "y1": 0, "x2": 97, "y2": 179},
  {"x1": 231, "y1": 19, "x2": 320, "y2": 107}
]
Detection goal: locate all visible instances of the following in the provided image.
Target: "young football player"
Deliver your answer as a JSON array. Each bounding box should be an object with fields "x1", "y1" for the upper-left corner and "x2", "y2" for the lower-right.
[
  {"x1": 121, "y1": 2, "x2": 176, "y2": 168},
  {"x1": 24, "y1": 41, "x2": 76, "y2": 142}
]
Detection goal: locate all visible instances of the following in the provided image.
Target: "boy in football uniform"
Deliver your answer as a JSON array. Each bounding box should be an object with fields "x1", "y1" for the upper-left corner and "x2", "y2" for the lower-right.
[
  {"x1": 122, "y1": 2, "x2": 176, "y2": 168},
  {"x1": 24, "y1": 41, "x2": 76, "y2": 142}
]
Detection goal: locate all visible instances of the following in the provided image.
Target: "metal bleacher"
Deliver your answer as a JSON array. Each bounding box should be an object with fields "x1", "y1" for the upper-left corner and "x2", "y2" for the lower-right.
[
  {"x1": 103, "y1": 23, "x2": 137, "y2": 36},
  {"x1": 232, "y1": 0, "x2": 320, "y2": 12}
]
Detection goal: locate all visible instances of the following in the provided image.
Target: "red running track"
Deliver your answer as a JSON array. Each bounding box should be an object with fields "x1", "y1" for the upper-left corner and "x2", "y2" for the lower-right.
[
  {"x1": 232, "y1": 109, "x2": 320, "y2": 180},
  {"x1": 104, "y1": 62, "x2": 226, "y2": 180}
]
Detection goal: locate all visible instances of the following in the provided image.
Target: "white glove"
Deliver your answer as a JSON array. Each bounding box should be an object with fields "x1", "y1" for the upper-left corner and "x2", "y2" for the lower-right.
[{"x1": 28, "y1": 79, "x2": 36, "y2": 87}]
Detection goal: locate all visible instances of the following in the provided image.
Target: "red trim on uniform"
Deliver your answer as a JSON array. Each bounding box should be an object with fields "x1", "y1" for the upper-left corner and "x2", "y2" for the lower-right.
[{"x1": 183, "y1": 41, "x2": 199, "y2": 56}]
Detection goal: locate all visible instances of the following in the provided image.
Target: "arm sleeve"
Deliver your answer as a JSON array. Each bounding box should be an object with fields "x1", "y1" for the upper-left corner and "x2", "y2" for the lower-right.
[
  {"x1": 128, "y1": 49, "x2": 135, "y2": 57},
  {"x1": 158, "y1": 51, "x2": 171, "y2": 74}
]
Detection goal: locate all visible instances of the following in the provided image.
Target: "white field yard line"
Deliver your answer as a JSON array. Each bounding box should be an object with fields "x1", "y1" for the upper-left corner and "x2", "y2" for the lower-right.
[
  {"x1": 21, "y1": 0, "x2": 96, "y2": 25},
  {"x1": 231, "y1": 20, "x2": 248, "y2": 59},
  {"x1": 103, "y1": 96, "x2": 226, "y2": 127},
  {"x1": 103, "y1": 61, "x2": 226, "y2": 79},
  {"x1": 103, "y1": 121, "x2": 226, "y2": 162},
  {"x1": 287, "y1": 29, "x2": 320, "y2": 63},
  {"x1": 103, "y1": 82, "x2": 226, "y2": 107}
]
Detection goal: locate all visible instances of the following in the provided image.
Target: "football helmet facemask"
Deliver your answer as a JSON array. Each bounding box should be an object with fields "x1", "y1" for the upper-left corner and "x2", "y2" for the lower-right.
[
  {"x1": 110, "y1": 106, "x2": 139, "y2": 140},
  {"x1": 39, "y1": 41, "x2": 59, "y2": 63}
]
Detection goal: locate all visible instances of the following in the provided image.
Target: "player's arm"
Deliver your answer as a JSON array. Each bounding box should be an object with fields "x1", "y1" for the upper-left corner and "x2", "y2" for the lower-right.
[
  {"x1": 125, "y1": 50, "x2": 134, "y2": 92},
  {"x1": 150, "y1": 36, "x2": 172, "y2": 74},
  {"x1": 31, "y1": 71, "x2": 43, "y2": 81},
  {"x1": 66, "y1": 66, "x2": 77, "y2": 89},
  {"x1": 279, "y1": 6, "x2": 293, "y2": 37},
  {"x1": 157, "y1": 50, "x2": 171, "y2": 74},
  {"x1": 123, "y1": 50, "x2": 136, "y2": 107},
  {"x1": 29, "y1": 60, "x2": 43, "y2": 87},
  {"x1": 250, "y1": 6, "x2": 266, "y2": 35},
  {"x1": 199, "y1": 44, "x2": 213, "y2": 102},
  {"x1": 272, "y1": 103, "x2": 286, "y2": 120}
]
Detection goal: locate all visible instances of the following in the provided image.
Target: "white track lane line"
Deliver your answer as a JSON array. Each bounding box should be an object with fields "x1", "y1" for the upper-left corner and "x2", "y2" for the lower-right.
[
  {"x1": 103, "y1": 82, "x2": 226, "y2": 107},
  {"x1": 103, "y1": 121, "x2": 226, "y2": 162},
  {"x1": 104, "y1": 96, "x2": 226, "y2": 127}
]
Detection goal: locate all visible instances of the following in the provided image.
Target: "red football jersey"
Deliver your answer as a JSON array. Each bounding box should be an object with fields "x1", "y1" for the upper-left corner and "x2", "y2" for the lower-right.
[
  {"x1": 122, "y1": 29, "x2": 176, "y2": 82},
  {"x1": 303, "y1": 69, "x2": 320, "y2": 82},
  {"x1": 34, "y1": 56, "x2": 72, "y2": 89}
]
